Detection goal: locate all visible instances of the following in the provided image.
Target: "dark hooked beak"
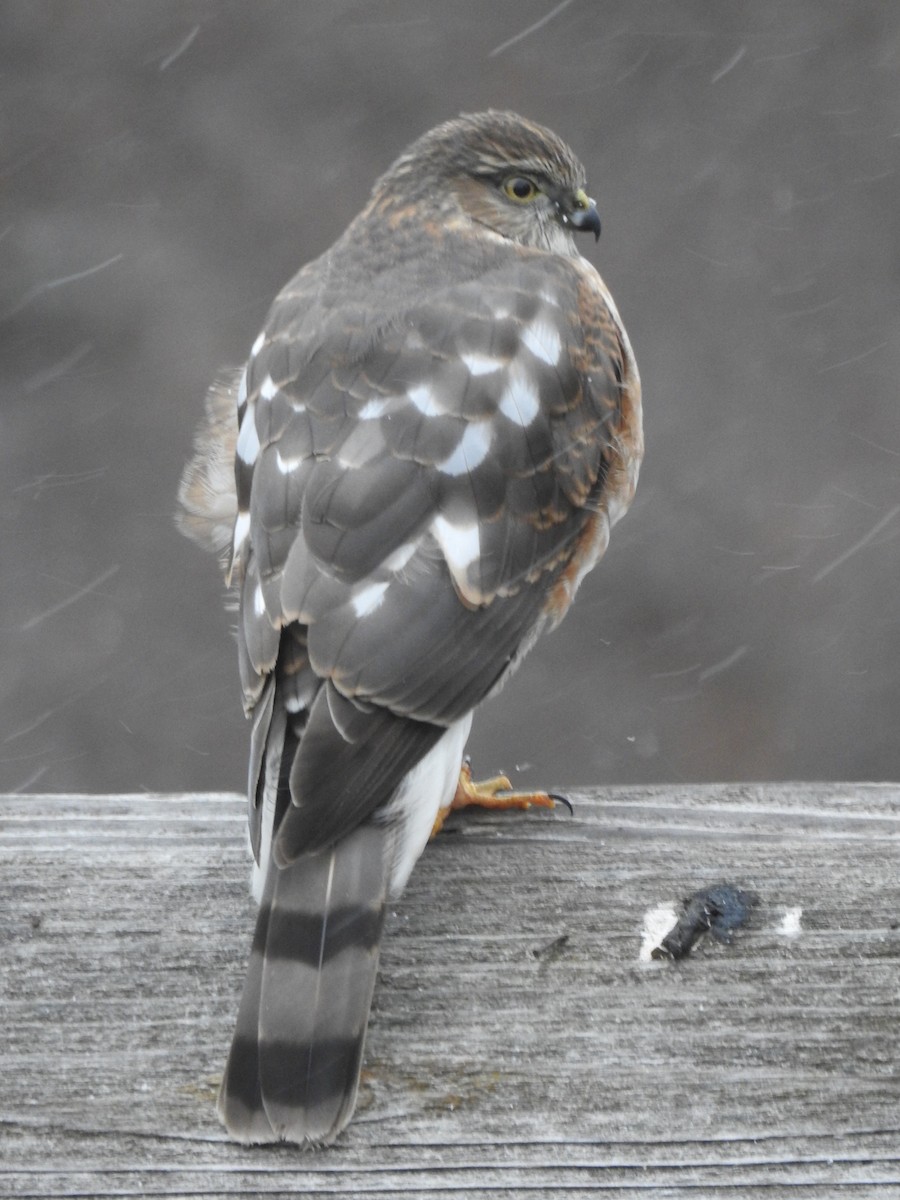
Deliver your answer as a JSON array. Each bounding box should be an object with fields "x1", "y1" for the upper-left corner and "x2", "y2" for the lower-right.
[{"x1": 557, "y1": 188, "x2": 601, "y2": 241}]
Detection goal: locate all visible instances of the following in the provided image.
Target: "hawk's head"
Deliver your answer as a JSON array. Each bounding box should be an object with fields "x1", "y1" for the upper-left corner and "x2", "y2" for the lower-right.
[{"x1": 373, "y1": 110, "x2": 601, "y2": 255}]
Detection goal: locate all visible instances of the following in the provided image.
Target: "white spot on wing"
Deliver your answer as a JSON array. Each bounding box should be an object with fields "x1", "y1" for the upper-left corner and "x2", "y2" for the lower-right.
[
  {"x1": 237, "y1": 369, "x2": 248, "y2": 406},
  {"x1": 253, "y1": 583, "x2": 266, "y2": 616},
  {"x1": 383, "y1": 541, "x2": 417, "y2": 572},
  {"x1": 521, "y1": 317, "x2": 562, "y2": 366},
  {"x1": 437, "y1": 422, "x2": 492, "y2": 476},
  {"x1": 276, "y1": 450, "x2": 303, "y2": 475},
  {"x1": 408, "y1": 383, "x2": 441, "y2": 415},
  {"x1": 251, "y1": 331, "x2": 265, "y2": 357},
  {"x1": 232, "y1": 510, "x2": 251, "y2": 556},
  {"x1": 359, "y1": 397, "x2": 389, "y2": 420},
  {"x1": 259, "y1": 374, "x2": 278, "y2": 401},
  {"x1": 352, "y1": 580, "x2": 389, "y2": 618},
  {"x1": 462, "y1": 352, "x2": 504, "y2": 377},
  {"x1": 498, "y1": 364, "x2": 540, "y2": 427},
  {"x1": 431, "y1": 514, "x2": 480, "y2": 571},
  {"x1": 236, "y1": 413, "x2": 260, "y2": 464}
]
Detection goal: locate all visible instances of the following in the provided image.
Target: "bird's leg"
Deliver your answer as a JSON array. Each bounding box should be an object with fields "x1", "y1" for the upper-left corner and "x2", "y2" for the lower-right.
[{"x1": 431, "y1": 759, "x2": 571, "y2": 836}]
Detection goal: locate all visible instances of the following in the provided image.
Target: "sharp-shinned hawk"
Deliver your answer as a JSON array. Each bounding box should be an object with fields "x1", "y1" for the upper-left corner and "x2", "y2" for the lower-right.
[{"x1": 178, "y1": 110, "x2": 642, "y2": 1147}]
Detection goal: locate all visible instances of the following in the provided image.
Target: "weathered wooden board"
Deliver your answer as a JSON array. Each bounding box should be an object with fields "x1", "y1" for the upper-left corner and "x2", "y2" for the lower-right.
[{"x1": 1, "y1": 784, "x2": 899, "y2": 1198}]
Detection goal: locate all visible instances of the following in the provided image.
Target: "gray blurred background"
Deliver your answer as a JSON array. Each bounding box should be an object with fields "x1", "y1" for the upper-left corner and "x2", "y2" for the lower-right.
[{"x1": 2, "y1": 0, "x2": 897, "y2": 799}]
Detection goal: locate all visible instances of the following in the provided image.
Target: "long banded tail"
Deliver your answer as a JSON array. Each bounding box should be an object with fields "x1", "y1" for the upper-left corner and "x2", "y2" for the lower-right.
[{"x1": 218, "y1": 823, "x2": 389, "y2": 1145}]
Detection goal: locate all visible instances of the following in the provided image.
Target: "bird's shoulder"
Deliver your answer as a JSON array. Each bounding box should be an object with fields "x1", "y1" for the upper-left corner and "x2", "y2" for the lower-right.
[{"x1": 230, "y1": 231, "x2": 640, "y2": 720}]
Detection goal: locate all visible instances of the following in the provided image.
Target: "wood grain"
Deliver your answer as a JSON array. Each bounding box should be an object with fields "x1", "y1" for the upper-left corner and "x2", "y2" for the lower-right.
[{"x1": 2, "y1": 784, "x2": 899, "y2": 1197}]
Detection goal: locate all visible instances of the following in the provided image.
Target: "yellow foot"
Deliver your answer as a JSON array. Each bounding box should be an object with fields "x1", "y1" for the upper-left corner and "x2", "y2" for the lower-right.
[{"x1": 431, "y1": 760, "x2": 572, "y2": 836}]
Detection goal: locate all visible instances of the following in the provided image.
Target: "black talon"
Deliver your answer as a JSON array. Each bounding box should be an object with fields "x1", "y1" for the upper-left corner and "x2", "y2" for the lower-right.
[
  {"x1": 548, "y1": 791, "x2": 573, "y2": 815},
  {"x1": 493, "y1": 788, "x2": 572, "y2": 814}
]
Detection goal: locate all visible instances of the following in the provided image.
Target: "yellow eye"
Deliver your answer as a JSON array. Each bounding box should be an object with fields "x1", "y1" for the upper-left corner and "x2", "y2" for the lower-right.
[{"x1": 502, "y1": 176, "x2": 539, "y2": 203}]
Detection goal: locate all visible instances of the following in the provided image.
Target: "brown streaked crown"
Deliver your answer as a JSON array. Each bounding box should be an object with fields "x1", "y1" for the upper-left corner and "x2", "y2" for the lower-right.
[{"x1": 379, "y1": 111, "x2": 587, "y2": 193}]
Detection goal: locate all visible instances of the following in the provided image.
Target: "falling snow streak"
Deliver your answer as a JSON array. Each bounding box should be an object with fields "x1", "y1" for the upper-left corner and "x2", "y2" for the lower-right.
[
  {"x1": 488, "y1": 0, "x2": 577, "y2": 58},
  {"x1": 817, "y1": 339, "x2": 889, "y2": 373},
  {"x1": 159, "y1": 25, "x2": 200, "y2": 71},
  {"x1": 23, "y1": 342, "x2": 93, "y2": 393},
  {"x1": 14, "y1": 467, "x2": 108, "y2": 496},
  {"x1": 3, "y1": 255, "x2": 123, "y2": 320},
  {"x1": 812, "y1": 505, "x2": 900, "y2": 584},
  {"x1": 710, "y1": 46, "x2": 747, "y2": 84},
  {"x1": 698, "y1": 645, "x2": 749, "y2": 683},
  {"x1": 21, "y1": 565, "x2": 120, "y2": 632}
]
